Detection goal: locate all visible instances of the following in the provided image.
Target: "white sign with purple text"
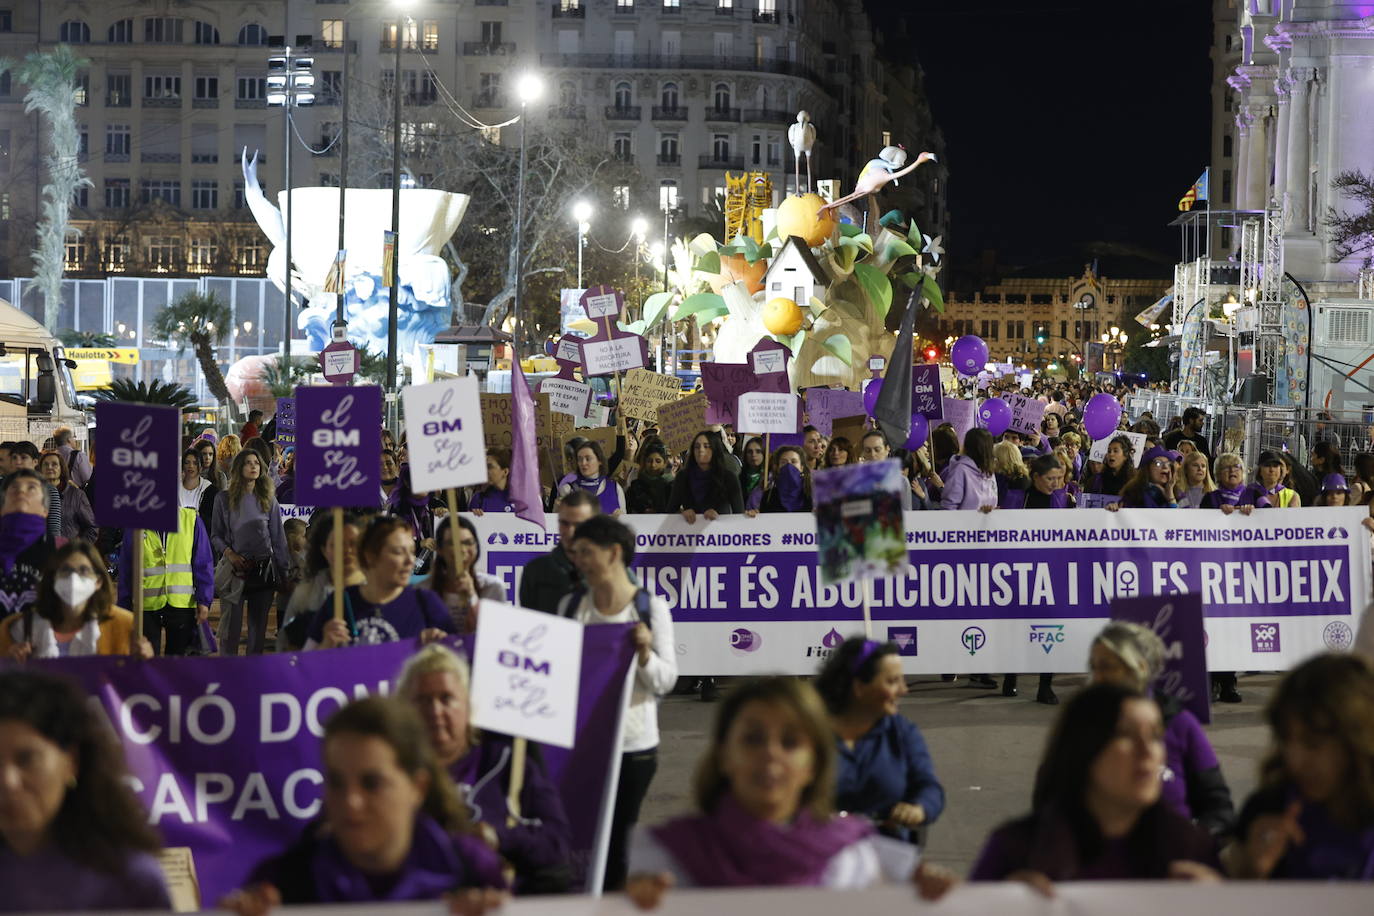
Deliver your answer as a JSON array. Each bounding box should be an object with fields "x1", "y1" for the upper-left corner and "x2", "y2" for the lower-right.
[
  {"x1": 403, "y1": 376, "x2": 487, "y2": 492},
  {"x1": 470, "y1": 601, "x2": 583, "y2": 749}
]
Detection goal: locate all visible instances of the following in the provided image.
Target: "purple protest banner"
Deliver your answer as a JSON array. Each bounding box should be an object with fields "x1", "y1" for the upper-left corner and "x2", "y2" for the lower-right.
[
  {"x1": 33, "y1": 629, "x2": 635, "y2": 903},
  {"x1": 274, "y1": 397, "x2": 296, "y2": 451},
  {"x1": 294, "y1": 385, "x2": 383, "y2": 508},
  {"x1": 911, "y1": 365, "x2": 944, "y2": 421},
  {"x1": 93, "y1": 401, "x2": 180, "y2": 532},
  {"x1": 701, "y1": 362, "x2": 789, "y2": 426},
  {"x1": 1112, "y1": 592, "x2": 1212, "y2": 724},
  {"x1": 803, "y1": 387, "x2": 865, "y2": 437}
]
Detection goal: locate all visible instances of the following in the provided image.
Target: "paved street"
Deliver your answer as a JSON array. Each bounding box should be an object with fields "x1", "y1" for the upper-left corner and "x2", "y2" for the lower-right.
[{"x1": 645, "y1": 673, "x2": 1277, "y2": 873}]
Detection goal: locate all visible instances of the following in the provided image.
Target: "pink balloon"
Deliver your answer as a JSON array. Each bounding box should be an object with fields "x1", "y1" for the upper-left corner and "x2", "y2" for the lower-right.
[
  {"x1": 979, "y1": 397, "x2": 1011, "y2": 437},
  {"x1": 951, "y1": 335, "x2": 989, "y2": 377},
  {"x1": 863, "y1": 378, "x2": 882, "y2": 417},
  {"x1": 905, "y1": 412, "x2": 929, "y2": 450},
  {"x1": 1083, "y1": 393, "x2": 1123, "y2": 441}
]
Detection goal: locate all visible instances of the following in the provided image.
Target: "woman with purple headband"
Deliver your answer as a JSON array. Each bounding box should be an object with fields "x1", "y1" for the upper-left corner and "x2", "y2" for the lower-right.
[{"x1": 816, "y1": 636, "x2": 945, "y2": 845}]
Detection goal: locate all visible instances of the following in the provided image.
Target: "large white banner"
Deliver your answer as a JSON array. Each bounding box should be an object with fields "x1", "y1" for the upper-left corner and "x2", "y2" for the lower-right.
[{"x1": 471, "y1": 508, "x2": 1372, "y2": 676}]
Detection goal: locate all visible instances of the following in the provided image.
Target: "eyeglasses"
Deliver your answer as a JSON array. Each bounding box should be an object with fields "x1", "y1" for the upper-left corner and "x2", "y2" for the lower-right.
[{"x1": 1151, "y1": 459, "x2": 1172, "y2": 469}]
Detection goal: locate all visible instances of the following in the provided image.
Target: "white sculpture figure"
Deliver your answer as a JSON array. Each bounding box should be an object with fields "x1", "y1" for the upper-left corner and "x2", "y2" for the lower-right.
[
  {"x1": 819, "y1": 148, "x2": 937, "y2": 214},
  {"x1": 240, "y1": 149, "x2": 469, "y2": 355},
  {"x1": 788, "y1": 111, "x2": 817, "y2": 195}
]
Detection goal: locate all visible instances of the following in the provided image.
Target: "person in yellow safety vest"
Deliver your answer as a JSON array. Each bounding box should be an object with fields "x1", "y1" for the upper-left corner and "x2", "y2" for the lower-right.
[{"x1": 116, "y1": 506, "x2": 215, "y2": 656}]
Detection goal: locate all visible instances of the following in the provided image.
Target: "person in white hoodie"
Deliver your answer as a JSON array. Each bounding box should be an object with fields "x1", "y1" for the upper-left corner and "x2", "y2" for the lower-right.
[{"x1": 559, "y1": 515, "x2": 677, "y2": 892}]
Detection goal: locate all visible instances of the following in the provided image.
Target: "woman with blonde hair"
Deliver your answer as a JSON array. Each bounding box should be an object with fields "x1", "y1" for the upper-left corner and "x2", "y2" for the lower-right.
[
  {"x1": 1176, "y1": 450, "x2": 1216, "y2": 508},
  {"x1": 992, "y1": 441, "x2": 1029, "y2": 507},
  {"x1": 215, "y1": 434, "x2": 241, "y2": 490},
  {"x1": 212, "y1": 448, "x2": 289, "y2": 655}
]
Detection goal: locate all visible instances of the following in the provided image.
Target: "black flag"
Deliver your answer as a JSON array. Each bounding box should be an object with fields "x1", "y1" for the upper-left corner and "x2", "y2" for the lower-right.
[{"x1": 872, "y1": 291, "x2": 918, "y2": 445}]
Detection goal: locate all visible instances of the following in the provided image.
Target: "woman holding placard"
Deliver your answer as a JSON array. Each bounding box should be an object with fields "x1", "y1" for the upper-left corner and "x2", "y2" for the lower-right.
[
  {"x1": 277, "y1": 511, "x2": 366, "y2": 651},
  {"x1": 1083, "y1": 435, "x2": 1134, "y2": 498},
  {"x1": 556, "y1": 441, "x2": 626, "y2": 516},
  {"x1": 223, "y1": 696, "x2": 508, "y2": 909},
  {"x1": 212, "y1": 449, "x2": 290, "y2": 656},
  {"x1": 308, "y1": 517, "x2": 455, "y2": 649},
  {"x1": 419, "y1": 517, "x2": 504, "y2": 633},
  {"x1": 625, "y1": 677, "x2": 956, "y2": 906},
  {"x1": 670, "y1": 432, "x2": 744, "y2": 523},
  {"x1": 398, "y1": 644, "x2": 574, "y2": 894},
  {"x1": 466, "y1": 448, "x2": 514, "y2": 515}
]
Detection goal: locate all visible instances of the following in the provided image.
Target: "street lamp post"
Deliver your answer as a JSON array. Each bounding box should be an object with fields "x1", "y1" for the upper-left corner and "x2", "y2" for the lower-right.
[
  {"x1": 383, "y1": 3, "x2": 410, "y2": 395},
  {"x1": 267, "y1": 34, "x2": 315, "y2": 378},
  {"x1": 572, "y1": 199, "x2": 593, "y2": 291},
  {"x1": 630, "y1": 216, "x2": 647, "y2": 321},
  {"x1": 512, "y1": 72, "x2": 543, "y2": 358},
  {"x1": 1101, "y1": 325, "x2": 1127, "y2": 372}
]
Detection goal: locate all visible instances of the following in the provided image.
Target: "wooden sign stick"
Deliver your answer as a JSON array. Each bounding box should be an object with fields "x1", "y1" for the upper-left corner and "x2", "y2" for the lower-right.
[
  {"x1": 446, "y1": 488, "x2": 465, "y2": 583},
  {"x1": 507, "y1": 736, "x2": 527, "y2": 826},
  {"x1": 332, "y1": 507, "x2": 345, "y2": 622}
]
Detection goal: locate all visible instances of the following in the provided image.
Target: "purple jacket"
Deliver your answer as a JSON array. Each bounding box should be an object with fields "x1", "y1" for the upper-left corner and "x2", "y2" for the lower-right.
[
  {"x1": 118, "y1": 514, "x2": 216, "y2": 609},
  {"x1": 1001, "y1": 487, "x2": 1071, "y2": 510},
  {"x1": 450, "y1": 733, "x2": 572, "y2": 893},
  {"x1": 940, "y1": 456, "x2": 999, "y2": 510}
]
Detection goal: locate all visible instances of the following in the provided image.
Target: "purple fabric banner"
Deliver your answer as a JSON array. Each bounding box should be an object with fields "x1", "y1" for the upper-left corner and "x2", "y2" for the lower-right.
[
  {"x1": 93, "y1": 401, "x2": 180, "y2": 532},
  {"x1": 32, "y1": 630, "x2": 635, "y2": 903},
  {"x1": 294, "y1": 385, "x2": 383, "y2": 508},
  {"x1": 1113, "y1": 593, "x2": 1212, "y2": 724}
]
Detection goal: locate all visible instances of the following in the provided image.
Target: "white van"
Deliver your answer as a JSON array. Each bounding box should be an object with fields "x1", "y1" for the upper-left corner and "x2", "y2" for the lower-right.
[{"x1": 0, "y1": 299, "x2": 87, "y2": 445}]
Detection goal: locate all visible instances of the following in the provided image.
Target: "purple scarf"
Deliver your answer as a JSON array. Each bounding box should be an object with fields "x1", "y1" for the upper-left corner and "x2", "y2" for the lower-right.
[
  {"x1": 309, "y1": 814, "x2": 485, "y2": 902},
  {"x1": 774, "y1": 463, "x2": 806, "y2": 512},
  {"x1": 686, "y1": 463, "x2": 711, "y2": 510},
  {"x1": 650, "y1": 792, "x2": 873, "y2": 887},
  {"x1": 0, "y1": 513, "x2": 45, "y2": 574},
  {"x1": 574, "y1": 475, "x2": 621, "y2": 514}
]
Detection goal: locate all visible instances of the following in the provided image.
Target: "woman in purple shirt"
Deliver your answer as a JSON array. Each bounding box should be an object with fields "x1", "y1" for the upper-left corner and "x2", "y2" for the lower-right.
[
  {"x1": 1088, "y1": 622, "x2": 1235, "y2": 836},
  {"x1": 556, "y1": 440, "x2": 626, "y2": 516},
  {"x1": 466, "y1": 448, "x2": 514, "y2": 515},
  {"x1": 1224, "y1": 654, "x2": 1374, "y2": 880},
  {"x1": 0, "y1": 671, "x2": 170, "y2": 911},
  {"x1": 969, "y1": 684, "x2": 1219, "y2": 890}
]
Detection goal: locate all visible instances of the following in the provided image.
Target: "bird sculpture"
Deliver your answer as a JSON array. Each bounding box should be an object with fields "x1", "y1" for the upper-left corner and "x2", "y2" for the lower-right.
[
  {"x1": 787, "y1": 111, "x2": 818, "y2": 195},
  {"x1": 819, "y1": 147, "x2": 937, "y2": 214}
]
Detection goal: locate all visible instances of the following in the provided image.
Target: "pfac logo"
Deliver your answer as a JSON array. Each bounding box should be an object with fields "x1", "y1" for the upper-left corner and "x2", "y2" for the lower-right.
[
  {"x1": 960, "y1": 626, "x2": 986, "y2": 656},
  {"x1": 1028, "y1": 624, "x2": 1065, "y2": 654},
  {"x1": 730, "y1": 628, "x2": 762, "y2": 655},
  {"x1": 1250, "y1": 623, "x2": 1281, "y2": 653},
  {"x1": 1323, "y1": 620, "x2": 1354, "y2": 651},
  {"x1": 887, "y1": 627, "x2": 918, "y2": 657},
  {"x1": 806, "y1": 628, "x2": 846, "y2": 659}
]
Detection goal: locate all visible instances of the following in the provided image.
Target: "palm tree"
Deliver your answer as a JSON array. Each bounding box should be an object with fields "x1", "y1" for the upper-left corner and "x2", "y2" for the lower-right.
[
  {"x1": 152, "y1": 291, "x2": 237, "y2": 420},
  {"x1": 93, "y1": 379, "x2": 198, "y2": 413},
  {"x1": 261, "y1": 355, "x2": 317, "y2": 398},
  {"x1": 58, "y1": 329, "x2": 118, "y2": 348}
]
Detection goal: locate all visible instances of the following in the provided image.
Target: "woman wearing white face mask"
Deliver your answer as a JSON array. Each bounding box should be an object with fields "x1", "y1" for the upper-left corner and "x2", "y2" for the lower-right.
[{"x1": 0, "y1": 542, "x2": 153, "y2": 659}]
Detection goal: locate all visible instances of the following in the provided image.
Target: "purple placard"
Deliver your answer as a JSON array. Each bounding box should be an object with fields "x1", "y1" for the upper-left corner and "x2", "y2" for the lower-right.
[
  {"x1": 294, "y1": 385, "x2": 383, "y2": 508},
  {"x1": 1112, "y1": 592, "x2": 1211, "y2": 724},
  {"x1": 274, "y1": 397, "x2": 296, "y2": 450},
  {"x1": 941, "y1": 397, "x2": 976, "y2": 445},
  {"x1": 702, "y1": 361, "x2": 789, "y2": 426},
  {"x1": 1005, "y1": 393, "x2": 1046, "y2": 437},
  {"x1": 912, "y1": 365, "x2": 944, "y2": 420},
  {"x1": 93, "y1": 402, "x2": 180, "y2": 532},
  {"x1": 804, "y1": 387, "x2": 865, "y2": 437}
]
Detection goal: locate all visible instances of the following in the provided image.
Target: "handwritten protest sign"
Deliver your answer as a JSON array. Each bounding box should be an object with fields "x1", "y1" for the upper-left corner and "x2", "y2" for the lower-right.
[
  {"x1": 657, "y1": 390, "x2": 708, "y2": 455},
  {"x1": 1088, "y1": 430, "x2": 1147, "y2": 467},
  {"x1": 1005, "y1": 393, "x2": 1046, "y2": 437},
  {"x1": 942, "y1": 398, "x2": 976, "y2": 445},
  {"x1": 1113, "y1": 593, "x2": 1211, "y2": 723},
  {"x1": 295, "y1": 386, "x2": 383, "y2": 507},
  {"x1": 911, "y1": 365, "x2": 944, "y2": 420},
  {"x1": 737, "y1": 392, "x2": 801, "y2": 435},
  {"x1": 701, "y1": 362, "x2": 788, "y2": 426},
  {"x1": 620, "y1": 369, "x2": 680, "y2": 422},
  {"x1": 471, "y1": 602, "x2": 584, "y2": 749},
  {"x1": 804, "y1": 388, "x2": 865, "y2": 437},
  {"x1": 539, "y1": 377, "x2": 593, "y2": 420},
  {"x1": 403, "y1": 376, "x2": 486, "y2": 492},
  {"x1": 481, "y1": 392, "x2": 573, "y2": 487},
  {"x1": 93, "y1": 402, "x2": 180, "y2": 531},
  {"x1": 274, "y1": 397, "x2": 296, "y2": 450},
  {"x1": 830, "y1": 414, "x2": 869, "y2": 451}
]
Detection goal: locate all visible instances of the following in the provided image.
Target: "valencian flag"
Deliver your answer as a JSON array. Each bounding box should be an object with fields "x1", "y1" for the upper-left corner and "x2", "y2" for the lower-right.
[{"x1": 1177, "y1": 169, "x2": 1210, "y2": 211}]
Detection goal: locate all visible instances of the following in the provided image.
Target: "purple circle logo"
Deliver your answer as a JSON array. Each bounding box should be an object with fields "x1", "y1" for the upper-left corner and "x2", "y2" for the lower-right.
[
  {"x1": 1323, "y1": 621, "x2": 1354, "y2": 651},
  {"x1": 731, "y1": 628, "x2": 762, "y2": 654}
]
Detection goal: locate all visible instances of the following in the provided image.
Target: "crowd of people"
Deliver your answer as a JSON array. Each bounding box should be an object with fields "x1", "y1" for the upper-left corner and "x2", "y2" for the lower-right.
[{"x1": 0, "y1": 384, "x2": 1371, "y2": 908}]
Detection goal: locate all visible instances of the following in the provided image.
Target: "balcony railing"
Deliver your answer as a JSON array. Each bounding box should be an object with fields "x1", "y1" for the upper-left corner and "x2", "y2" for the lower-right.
[
  {"x1": 192, "y1": 97, "x2": 219, "y2": 109},
  {"x1": 540, "y1": 52, "x2": 824, "y2": 85},
  {"x1": 236, "y1": 98, "x2": 266, "y2": 109},
  {"x1": 705, "y1": 106, "x2": 740, "y2": 122},
  {"x1": 742, "y1": 107, "x2": 793, "y2": 124},
  {"x1": 660, "y1": 3, "x2": 682, "y2": 12},
  {"x1": 699, "y1": 154, "x2": 744, "y2": 170},
  {"x1": 604, "y1": 105, "x2": 641, "y2": 120},
  {"x1": 141, "y1": 152, "x2": 182, "y2": 163},
  {"x1": 651, "y1": 105, "x2": 687, "y2": 120},
  {"x1": 190, "y1": 153, "x2": 219, "y2": 163},
  {"x1": 753, "y1": 10, "x2": 779, "y2": 23},
  {"x1": 316, "y1": 40, "x2": 357, "y2": 52},
  {"x1": 472, "y1": 93, "x2": 505, "y2": 108},
  {"x1": 142, "y1": 96, "x2": 181, "y2": 108},
  {"x1": 475, "y1": 0, "x2": 509, "y2": 6},
  {"x1": 613, "y1": 152, "x2": 635, "y2": 164},
  {"x1": 463, "y1": 41, "x2": 516, "y2": 55},
  {"x1": 547, "y1": 104, "x2": 585, "y2": 119},
  {"x1": 715, "y1": 5, "x2": 735, "y2": 14},
  {"x1": 104, "y1": 152, "x2": 131, "y2": 163},
  {"x1": 656, "y1": 153, "x2": 680, "y2": 166},
  {"x1": 552, "y1": 4, "x2": 586, "y2": 18},
  {"x1": 405, "y1": 92, "x2": 437, "y2": 106},
  {"x1": 106, "y1": 94, "x2": 131, "y2": 108}
]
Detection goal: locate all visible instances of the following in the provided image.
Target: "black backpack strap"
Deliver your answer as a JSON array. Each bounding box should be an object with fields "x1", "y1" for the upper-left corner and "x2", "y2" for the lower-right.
[{"x1": 560, "y1": 586, "x2": 587, "y2": 619}]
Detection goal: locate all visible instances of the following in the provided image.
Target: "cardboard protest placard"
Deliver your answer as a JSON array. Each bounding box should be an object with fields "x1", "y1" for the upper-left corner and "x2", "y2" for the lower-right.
[
  {"x1": 158, "y1": 847, "x2": 201, "y2": 913},
  {"x1": 656, "y1": 390, "x2": 708, "y2": 456},
  {"x1": 911, "y1": 365, "x2": 943, "y2": 421},
  {"x1": 811, "y1": 459, "x2": 909, "y2": 585},
  {"x1": 619, "y1": 368, "x2": 680, "y2": 422},
  {"x1": 93, "y1": 402, "x2": 180, "y2": 532},
  {"x1": 941, "y1": 398, "x2": 976, "y2": 445},
  {"x1": 581, "y1": 425, "x2": 619, "y2": 464},
  {"x1": 402, "y1": 376, "x2": 487, "y2": 492},
  {"x1": 804, "y1": 388, "x2": 866, "y2": 437},
  {"x1": 539, "y1": 377, "x2": 593, "y2": 420},
  {"x1": 701, "y1": 361, "x2": 789, "y2": 426},
  {"x1": 736, "y1": 392, "x2": 801, "y2": 435},
  {"x1": 830, "y1": 414, "x2": 869, "y2": 451},
  {"x1": 1088, "y1": 430, "x2": 1147, "y2": 467},
  {"x1": 294, "y1": 386, "x2": 384, "y2": 508},
  {"x1": 481, "y1": 392, "x2": 571, "y2": 488},
  {"x1": 274, "y1": 397, "x2": 296, "y2": 450},
  {"x1": 471, "y1": 602, "x2": 584, "y2": 748},
  {"x1": 1112, "y1": 593, "x2": 1211, "y2": 724},
  {"x1": 1005, "y1": 393, "x2": 1046, "y2": 437},
  {"x1": 581, "y1": 285, "x2": 624, "y2": 320},
  {"x1": 577, "y1": 404, "x2": 611, "y2": 429}
]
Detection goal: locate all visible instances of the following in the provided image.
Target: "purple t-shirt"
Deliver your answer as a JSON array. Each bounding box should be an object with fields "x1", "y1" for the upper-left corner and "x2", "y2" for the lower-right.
[
  {"x1": 308, "y1": 586, "x2": 455, "y2": 646},
  {"x1": 0, "y1": 847, "x2": 170, "y2": 911},
  {"x1": 1159, "y1": 708, "x2": 1220, "y2": 819}
]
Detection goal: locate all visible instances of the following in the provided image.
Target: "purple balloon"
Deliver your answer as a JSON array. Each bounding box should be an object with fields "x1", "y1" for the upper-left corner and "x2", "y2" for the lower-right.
[
  {"x1": 1083, "y1": 392, "x2": 1123, "y2": 441},
  {"x1": 863, "y1": 378, "x2": 882, "y2": 417},
  {"x1": 905, "y1": 412, "x2": 929, "y2": 450},
  {"x1": 951, "y1": 335, "x2": 989, "y2": 377},
  {"x1": 979, "y1": 397, "x2": 1011, "y2": 437}
]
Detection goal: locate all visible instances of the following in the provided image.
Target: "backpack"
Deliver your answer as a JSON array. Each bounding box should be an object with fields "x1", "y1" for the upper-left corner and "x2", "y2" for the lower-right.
[{"x1": 559, "y1": 586, "x2": 653, "y2": 629}]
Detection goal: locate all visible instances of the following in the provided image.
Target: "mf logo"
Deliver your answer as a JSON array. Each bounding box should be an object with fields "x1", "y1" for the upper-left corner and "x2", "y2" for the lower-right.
[
  {"x1": 960, "y1": 626, "x2": 986, "y2": 656},
  {"x1": 1029, "y1": 624, "x2": 1065, "y2": 654}
]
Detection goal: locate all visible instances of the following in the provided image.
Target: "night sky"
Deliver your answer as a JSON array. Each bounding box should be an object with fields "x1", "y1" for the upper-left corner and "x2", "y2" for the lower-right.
[{"x1": 884, "y1": 0, "x2": 1214, "y2": 268}]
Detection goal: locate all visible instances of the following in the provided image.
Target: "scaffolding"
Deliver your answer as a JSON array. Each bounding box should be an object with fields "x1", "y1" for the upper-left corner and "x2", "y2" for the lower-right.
[{"x1": 724, "y1": 171, "x2": 773, "y2": 244}]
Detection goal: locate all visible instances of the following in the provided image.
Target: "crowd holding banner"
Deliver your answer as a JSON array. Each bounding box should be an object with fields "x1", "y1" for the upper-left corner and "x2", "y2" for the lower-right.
[{"x1": 1, "y1": 307, "x2": 1373, "y2": 911}]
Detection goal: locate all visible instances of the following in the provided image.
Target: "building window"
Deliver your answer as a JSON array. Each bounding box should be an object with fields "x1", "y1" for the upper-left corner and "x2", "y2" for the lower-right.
[
  {"x1": 191, "y1": 180, "x2": 218, "y2": 209},
  {"x1": 141, "y1": 180, "x2": 181, "y2": 206},
  {"x1": 59, "y1": 20, "x2": 91, "y2": 43},
  {"x1": 712, "y1": 134, "x2": 730, "y2": 159},
  {"x1": 144, "y1": 75, "x2": 182, "y2": 100},
  {"x1": 660, "y1": 82, "x2": 678, "y2": 109},
  {"x1": 613, "y1": 185, "x2": 630, "y2": 209},
  {"x1": 478, "y1": 72, "x2": 502, "y2": 106},
  {"x1": 559, "y1": 81, "x2": 578, "y2": 107},
  {"x1": 189, "y1": 238, "x2": 217, "y2": 272},
  {"x1": 64, "y1": 238, "x2": 88, "y2": 271},
  {"x1": 659, "y1": 134, "x2": 679, "y2": 160},
  {"x1": 77, "y1": 125, "x2": 88, "y2": 158},
  {"x1": 1222, "y1": 134, "x2": 1233, "y2": 158},
  {"x1": 145, "y1": 18, "x2": 184, "y2": 43},
  {"x1": 234, "y1": 181, "x2": 247, "y2": 209},
  {"x1": 105, "y1": 124, "x2": 131, "y2": 156},
  {"x1": 713, "y1": 82, "x2": 730, "y2": 110},
  {"x1": 237, "y1": 239, "x2": 263, "y2": 270},
  {"x1": 74, "y1": 74, "x2": 89, "y2": 106},
  {"x1": 617, "y1": 0, "x2": 635, "y2": 9},
  {"x1": 320, "y1": 19, "x2": 344, "y2": 48},
  {"x1": 238, "y1": 23, "x2": 267, "y2": 46},
  {"x1": 613, "y1": 82, "x2": 632, "y2": 108},
  {"x1": 422, "y1": 20, "x2": 439, "y2": 51},
  {"x1": 194, "y1": 76, "x2": 218, "y2": 100},
  {"x1": 383, "y1": 19, "x2": 420, "y2": 50},
  {"x1": 194, "y1": 21, "x2": 219, "y2": 45},
  {"x1": 0, "y1": 72, "x2": 11, "y2": 97},
  {"x1": 144, "y1": 236, "x2": 182, "y2": 271},
  {"x1": 659, "y1": 180, "x2": 679, "y2": 211},
  {"x1": 108, "y1": 19, "x2": 133, "y2": 43},
  {"x1": 1222, "y1": 168, "x2": 1233, "y2": 204},
  {"x1": 613, "y1": 133, "x2": 632, "y2": 160},
  {"x1": 104, "y1": 179, "x2": 130, "y2": 209},
  {"x1": 237, "y1": 77, "x2": 266, "y2": 101},
  {"x1": 71, "y1": 186, "x2": 89, "y2": 209},
  {"x1": 107, "y1": 74, "x2": 131, "y2": 106},
  {"x1": 103, "y1": 235, "x2": 129, "y2": 271},
  {"x1": 718, "y1": 0, "x2": 733, "y2": 8},
  {"x1": 663, "y1": 0, "x2": 680, "y2": 8}
]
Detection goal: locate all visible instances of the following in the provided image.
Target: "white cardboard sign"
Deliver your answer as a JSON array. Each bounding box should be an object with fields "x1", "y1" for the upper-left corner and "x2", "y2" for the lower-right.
[
  {"x1": 401, "y1": 376, "x2": 488, "y2": 492},
  {"x1": 470, "y1": 601, "x2": 583, "y2": 749},
  {"x1": 583, "y1": 290, "x2": 622, "y2": 319},
  {"x1": 752, "y1": 349, "x2": 786, "y2": 375},
  {"x1": 1088, "y1": 430, "x2": 1147, "y2": 468},
  {"x1": 736, "y1": 391, "x2": 800, "y2": 434},
  {"x1": 539, "y1": 377, "x2": 593, "y2": 420},
  {"x1": 583, "y1": 336, "x2": 647, "y2": 375}
]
